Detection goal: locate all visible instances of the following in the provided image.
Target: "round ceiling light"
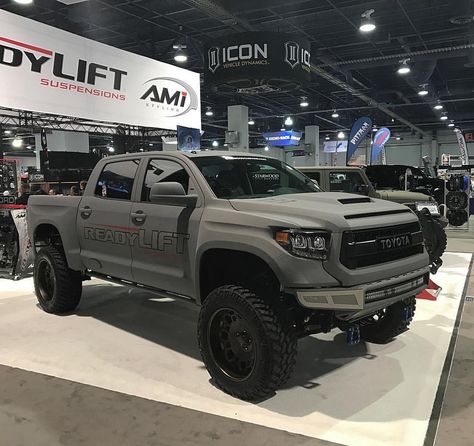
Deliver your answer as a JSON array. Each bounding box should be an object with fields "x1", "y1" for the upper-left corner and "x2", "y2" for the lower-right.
[
  {"x1": 300, "y1": 97, "x2": 309, "y2": 107},
  {"x1": 360, "y1": 9, "x2": 376, "y2": 32},
  {"x1": 205, "y1": 107, "x2": 213, "y2": 117},
  {"x1": 212, "y1": 140, "x2": 219, "y2": 147},
  {"x1": 14, "y1": 0, "x2": 33, "y2": 4},
  {"x1": 331, "y1": 110, "x2": 339, "y2": 118},
  {"x1": 284, "y1": 116, "x2": 293, "y2": 126},
  {"x1": 12, "y1": 138, "x2": 23, "y2": 148},
  {"x1": 397, "y1": 59, "x2": 411, "y2": 75},
  {"x1": 337, "y1": 131, "x2": 345, "y2": 139}
]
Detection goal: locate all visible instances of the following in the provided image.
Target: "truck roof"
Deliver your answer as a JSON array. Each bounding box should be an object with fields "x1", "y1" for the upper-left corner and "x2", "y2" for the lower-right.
[
  {"x1": 299, "y1": 166, "x2": 362, "y2": 171},
  {"x1": 99, "y1": 150, "x2": 268, "y2": 162}
]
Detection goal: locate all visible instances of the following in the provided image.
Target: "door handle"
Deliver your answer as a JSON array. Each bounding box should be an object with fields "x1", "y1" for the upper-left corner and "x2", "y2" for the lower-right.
[
  {"x1": 131, "y1": 210, "x2": 147, "y2": 224},
  {"x1": 80, "y1": 206, "x2": 92, "y2": 218}
]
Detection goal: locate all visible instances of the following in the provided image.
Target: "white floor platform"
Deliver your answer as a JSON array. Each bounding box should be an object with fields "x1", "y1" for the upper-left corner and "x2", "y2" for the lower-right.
[{"x1": 0, "y1": 252, "x2": 471, "y2": 446}]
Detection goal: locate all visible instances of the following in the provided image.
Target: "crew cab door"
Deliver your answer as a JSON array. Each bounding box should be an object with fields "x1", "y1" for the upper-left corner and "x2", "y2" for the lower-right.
[
  {"x1": 130, "y1": 157, "x2": 203, "y2": 297},
  {"x1": 77, "y1": 158, "x2": 140, "y2": 281}
]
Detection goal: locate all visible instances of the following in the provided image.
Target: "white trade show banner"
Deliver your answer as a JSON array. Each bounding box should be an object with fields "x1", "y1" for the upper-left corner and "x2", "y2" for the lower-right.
[{"x1": 0, "y1": 9, "x2": 201, "y2": 130}]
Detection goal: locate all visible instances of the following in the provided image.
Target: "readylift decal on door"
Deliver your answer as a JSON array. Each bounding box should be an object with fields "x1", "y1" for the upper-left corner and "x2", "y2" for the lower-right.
[{"x1": 84, "y1": 226, "x2": 190, "y2": 255}]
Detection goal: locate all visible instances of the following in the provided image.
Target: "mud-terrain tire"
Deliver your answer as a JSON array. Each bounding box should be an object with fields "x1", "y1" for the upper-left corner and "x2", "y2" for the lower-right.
[
  {"x1": 360, "y1": 296, "x2": 416, "y2": 344},
  {"x1": 34, "y1": 246, "x2": 82, "y2": 314},
  {"x1": 417, "y1": 211, "x2": 447, "y2": 270},
  {"x1": 198, "y1": 285, "x2": 297, "y2": 400}
]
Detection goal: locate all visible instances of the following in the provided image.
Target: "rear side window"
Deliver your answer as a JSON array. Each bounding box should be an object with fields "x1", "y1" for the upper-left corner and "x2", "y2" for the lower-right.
[
  {"x1": 329, "y1": 171, "x2": 365, "y2": 193},
  {"x1": 95, "y1": 160, "x2": 139, "y2": 200}
]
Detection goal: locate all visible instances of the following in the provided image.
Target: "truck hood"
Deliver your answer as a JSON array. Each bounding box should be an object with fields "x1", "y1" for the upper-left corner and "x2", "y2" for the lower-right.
[
  {"x1": 375, "y1": 189, "x2": 433, "y2": 203},
  {"x1": 229, "y1": 192, "x2": 416, "y2": 232}
]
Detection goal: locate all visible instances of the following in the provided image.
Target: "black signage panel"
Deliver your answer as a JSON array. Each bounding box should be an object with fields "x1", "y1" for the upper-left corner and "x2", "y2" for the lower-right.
[{"x1": 204, "y1": 32, "x2": 311, "y2": 90}]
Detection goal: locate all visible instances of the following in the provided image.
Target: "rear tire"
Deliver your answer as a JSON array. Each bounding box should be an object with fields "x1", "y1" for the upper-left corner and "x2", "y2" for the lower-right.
[
  {"x1": 198, "y1": 285, "x2": 297, "y2": 400},
  {"x1": 34, "y1": 246, "x2": 82, "y2": 314},
  {"x1": 360, "y1": 296, "x2": 416, "y2": 344}
]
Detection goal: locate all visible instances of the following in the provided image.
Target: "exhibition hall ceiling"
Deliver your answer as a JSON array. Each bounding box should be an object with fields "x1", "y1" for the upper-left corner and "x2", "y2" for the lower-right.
[{"x1": 1, "y1": 0, "x2": 473, "y2": 140}]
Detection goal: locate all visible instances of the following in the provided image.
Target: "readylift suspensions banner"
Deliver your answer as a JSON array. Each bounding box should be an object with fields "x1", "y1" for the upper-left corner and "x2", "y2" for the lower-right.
[{"x1": 0, "y1": 9, "x2": 201, "y2": 131}]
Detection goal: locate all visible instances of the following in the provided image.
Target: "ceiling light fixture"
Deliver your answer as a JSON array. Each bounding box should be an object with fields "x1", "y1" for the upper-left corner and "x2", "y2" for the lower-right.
[
  {"x1": 12, "y1": 138, "x2": 23, "y2": 148},
  {"x1": 300, "y1": 96, "x2": 309, "y2": 107},
  {"x1": 448, "y1": 121, "x2": 455, "y2": 128},
  {"x1": 397, "y1": 58, "x2": 411, "y2": 75},
  {"x1": 173, "y1": 44, "x2": 188, "y2": 63},
  {"x1": 264, "y1": 146, "x2": 269, "y2": 151},
  {"x1": 440, "y1": 114, "x2": 448, "y2": 121},
  {"x1": 205, "y1": 106, "x2": 213, "y2": 117},
  {"x1": 337, "y1": 131, "x2": 345, "y2": 139},
  {"x1": 4, "y1": 130, "x2": 12, "y2": 135},
  {"x1": 418, "y1": 84, "x2": 429, "y2": 96},
  {"x1": 212, "y1": 140, "x2": 219, "y2": 147},
  {"x1": 359, "y1": 9, "x2": 376, "y2": 32},
  {"x1": 14, "y1": 0, "x2": 33, "y2": 4},
  {"x1": 331, "y1": 110, "x2": 339, "y2": 118},
  {"x1": 248, "y1": 119, "x2": 255, "y2": 125},
  {"x1": 325, "y1": 135, "x2": 330, "y2": 141},
  {"x1": 284, "y1": 116, "x2": 293, "y2": 126},
  {"x1": 107, "y1": 146, "x2": 115, "y2": 153},
  {"x1": 433, "y1": 102, "x2": 443, "y2": 110}
]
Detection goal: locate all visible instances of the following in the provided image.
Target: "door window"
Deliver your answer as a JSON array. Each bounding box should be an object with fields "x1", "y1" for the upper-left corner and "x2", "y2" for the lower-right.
[
  {"x1": 142, "y1": 159, "x2": 190, "y2": 202},
  {"x1": 94, "y1": 160, "x2": 139, "y2": 200},
  {"x1": 329, "y1": 171, "x2": 365, "y2": 193}
]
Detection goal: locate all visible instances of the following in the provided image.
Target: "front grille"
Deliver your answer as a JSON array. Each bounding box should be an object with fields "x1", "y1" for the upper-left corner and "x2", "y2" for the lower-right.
[{"x1": 340, "y1": 222, "x2": 424, "y2": 269}]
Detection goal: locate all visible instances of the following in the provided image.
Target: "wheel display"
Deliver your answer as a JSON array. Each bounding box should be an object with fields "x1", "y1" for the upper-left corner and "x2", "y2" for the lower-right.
[
  {"x1": 34, "y1": 246, "x2": 83, "y2": 314},
  {"x1": 360, "y1": 296, "x2": 416, "y2": 344},
  {"x1": 447, "y1": 209, "x2": 469, "y2": 227},
  {"x1": 198, "y1": 285, "x2": 297, "y2": 400},
  {"x1": 446, "y1": 191, "x2": 468, "y2": 210}
]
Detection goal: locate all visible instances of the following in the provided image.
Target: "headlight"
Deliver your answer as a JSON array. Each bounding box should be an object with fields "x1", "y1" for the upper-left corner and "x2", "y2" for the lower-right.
[{"x1": 275, "y1": 229, "x2": 331, "y2": 260}]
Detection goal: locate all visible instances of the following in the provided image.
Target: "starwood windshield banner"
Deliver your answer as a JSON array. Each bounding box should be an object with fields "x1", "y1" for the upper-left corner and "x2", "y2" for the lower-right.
[{"x1": 0, "y1": 9, "x2": 201, "y2": 130}]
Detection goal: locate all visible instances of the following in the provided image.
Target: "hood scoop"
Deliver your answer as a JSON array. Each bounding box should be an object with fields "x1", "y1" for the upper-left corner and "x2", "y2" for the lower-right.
[
  {"x1": 344, "y1": 208, "x2": 412, "y2": 220},
  {"x1": 338, "y1": 197, "x2": 371, "y2": 205}
]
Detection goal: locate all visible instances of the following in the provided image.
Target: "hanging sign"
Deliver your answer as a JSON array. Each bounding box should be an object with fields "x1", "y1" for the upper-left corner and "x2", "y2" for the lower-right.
[
  {"x1": 0, "y1": 9, "x2": 201, "y2": 130},
  {"x1": 346, "y1": 117, "x2": 372, "y2": 164},
  {"x1": 371, "y1": 127, "x2": 391, "y2": 164},
  {"x1": 455, "y1": 128, "x2": 470, "y2": 165},
  {"x1": 205, "y1": 32, "x2": 311, "y2": 92},
  {"x1": 263, "y1": 130, "x2": 302, "y2": 147}
]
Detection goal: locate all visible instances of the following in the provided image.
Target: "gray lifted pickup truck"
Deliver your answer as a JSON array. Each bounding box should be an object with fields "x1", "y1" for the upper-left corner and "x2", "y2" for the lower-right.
[{"x1": 29, "y1": 152, "x2": 429, "y2": 400}]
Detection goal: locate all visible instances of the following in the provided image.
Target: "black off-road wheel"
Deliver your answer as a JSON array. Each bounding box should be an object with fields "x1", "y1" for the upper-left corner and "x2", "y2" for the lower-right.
[
  {"x1": 198, "y1": 285, "x2": 297, "y2": 401},
  {"x1": 34, "y1": 246, "x2": 83, "y2": 314},
  {"x1": 360, "y1": 296, "x2": 416, "y2": 344}
]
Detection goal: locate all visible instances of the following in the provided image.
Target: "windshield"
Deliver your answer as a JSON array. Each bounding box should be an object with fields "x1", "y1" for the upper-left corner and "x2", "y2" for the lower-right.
[{"x1": 191, "y1": 155, "x2": 321, "y2": 199}]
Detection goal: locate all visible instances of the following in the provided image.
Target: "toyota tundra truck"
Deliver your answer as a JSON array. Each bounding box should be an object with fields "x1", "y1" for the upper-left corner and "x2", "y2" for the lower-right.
[{"x1": 28, "y1": 151, "x2": 430, "y2": 400}]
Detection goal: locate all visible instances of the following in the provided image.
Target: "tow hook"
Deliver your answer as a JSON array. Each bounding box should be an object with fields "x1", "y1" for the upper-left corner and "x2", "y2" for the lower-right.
[
  {"x1": 403, "y1": 305, "x2": 414, "y2": 322},
  {"x1": 346, "y1": 325, "x2": 361, "y2": 345}
]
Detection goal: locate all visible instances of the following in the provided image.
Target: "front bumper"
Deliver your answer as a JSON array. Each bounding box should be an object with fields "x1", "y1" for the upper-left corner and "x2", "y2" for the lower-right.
[{"x1": 291, "y1": 266, "x2": 429, "y2": 317}]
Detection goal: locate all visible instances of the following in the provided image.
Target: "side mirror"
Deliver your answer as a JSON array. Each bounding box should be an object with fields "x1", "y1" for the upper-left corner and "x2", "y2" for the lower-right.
[
  {"x1": 150, "y1": 182, "x2": 198, "y2": 208},
  {"x1": 356, "y1": 184, "x2": 370, "y2": 196}
]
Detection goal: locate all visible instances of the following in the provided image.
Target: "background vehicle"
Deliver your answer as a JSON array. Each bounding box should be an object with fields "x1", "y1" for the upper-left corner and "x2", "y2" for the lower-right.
[
  {"x1": 300, "y1": 166, "x2": 447, "y2": 274},
  {"x1": 28, "y1": 152, "x2": 429, "y2": 400},
  {"x1": 365, "y1": 164, "x2": 445, "y2": 205}
]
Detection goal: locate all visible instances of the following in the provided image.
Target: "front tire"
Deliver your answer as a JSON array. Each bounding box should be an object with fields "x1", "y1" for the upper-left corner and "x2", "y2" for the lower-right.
[
  {"x1": 198, "y1": 285, "x2": 297, "y2": 400},
  {"x1": 360, "y1": 296, "x2": 416, "y2": 344},
  {"x1": 34, "y1": 246, "x2": 82, "y2": 314}
]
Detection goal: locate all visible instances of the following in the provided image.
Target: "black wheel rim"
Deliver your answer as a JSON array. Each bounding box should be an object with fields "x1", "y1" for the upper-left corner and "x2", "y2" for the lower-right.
[
  {"x1": 207, "y1": 308, "x2": 257, "y2": 381},
  {"x1": 37, "y1": 258, "x2": 56, "y2": 302}
]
